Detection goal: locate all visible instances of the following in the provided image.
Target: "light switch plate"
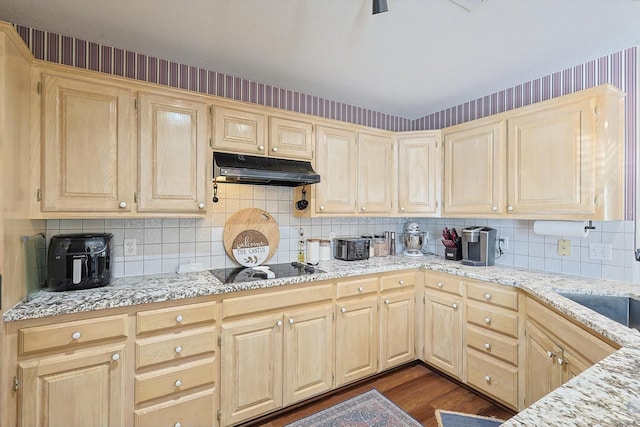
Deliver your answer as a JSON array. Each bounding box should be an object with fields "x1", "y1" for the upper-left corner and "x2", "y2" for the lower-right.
[{"x1": 557, "y1": 239, "x2": 571, "y2": 256}]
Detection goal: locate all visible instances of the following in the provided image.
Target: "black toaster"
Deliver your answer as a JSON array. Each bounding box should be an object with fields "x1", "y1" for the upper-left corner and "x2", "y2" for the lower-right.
[{"x1": 47, "y1": 233, "x2": 114, "y2": 291}]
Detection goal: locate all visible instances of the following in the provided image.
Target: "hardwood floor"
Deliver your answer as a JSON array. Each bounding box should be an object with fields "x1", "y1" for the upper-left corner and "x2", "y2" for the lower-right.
[{"x1": 247, "y1": 362, "x2": 516, "y2": 426}]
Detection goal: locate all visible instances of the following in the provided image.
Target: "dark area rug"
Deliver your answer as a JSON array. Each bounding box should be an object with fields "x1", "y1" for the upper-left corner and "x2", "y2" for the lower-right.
[{"x1": 285, "y1": 389, "x2": 422, "y2": 427}]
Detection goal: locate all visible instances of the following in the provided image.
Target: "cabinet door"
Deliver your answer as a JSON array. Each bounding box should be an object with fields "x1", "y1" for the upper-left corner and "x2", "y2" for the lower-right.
[
  {"x1": 397, "y1": 133, "x2": 440, "y2": 215},
  {"x1": 424, "y1": 290, "x2": 463, "y2": 378},
  {"x1": 283, "y1": 304, "x2": 334, "y2": 405},
  {"x1": 137, "y1": 92, "x2": 209, "y2": 213},
  {"x1": 212, "y1": 106, "x2": 266, "y2": 154},
  {"x1": 524, "y1": 321, "x2": 563, "y2": 406},
  {"x1": 269, "y1": 116, "x2": 313, "y2": 160},
  {"x1": 18, "y1": 344, "x2": 126, "y2": 427},
  {"x1": 507, "y1": 99, "x2": 594, "y2": 216},
  {"x1": 220, "y1": 314, "x2": 283, "y2": 426},
  {"x1": 379, "y1": 289, "x2": 415, "y2": 370},
  {"x1": 443, "y1": 120, "x2": 505, "y2": 216},
  {"x1": 335, "y1": 296, "x2": 378, "y2": 386},
  {"x1": 357, "y1": 132, "x2": 393, "y2": 214},
  {"x1": 41, "y1": 73, "x2": 134, "y2": 212},
  {"x1": 562, "y1": 347, "x2": 591, "y2": 382},
  {"x1": 315, "y1": 126, "x2": 357, "y2": 214}
]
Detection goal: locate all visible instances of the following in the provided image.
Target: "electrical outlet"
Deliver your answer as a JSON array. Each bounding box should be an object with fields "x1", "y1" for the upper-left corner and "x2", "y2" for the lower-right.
[
  {"x1": 589, "y1": 243, "x2": 612, "y2": 261},
  {"x1": 498, "y1": 236, "x2": 509, "y2": 250},
  {"x1": 557, "y1": 239, "x2": 571, "y2": 256},
  {"x1": 124, "y1": 238, "x2": 137, "y2": 256}
]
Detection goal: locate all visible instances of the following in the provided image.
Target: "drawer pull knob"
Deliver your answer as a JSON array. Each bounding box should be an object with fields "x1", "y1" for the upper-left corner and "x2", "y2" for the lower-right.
[
  {"x1": 358, "y1": 286, "x2": 364, "y2": 292},
  {"x1": 175, "y1": 346, "x2": 183, "y2": 354},
  {"x1": 484, "y1": 375, "x2": 492, "y2": 383},
  {"x1": 71, "y1": 332, "x2": 81, "y2": 340},
  {"x1": 276, "y1": 320, "x2": 283, "y2": 327},
  {"x1": 272, "y1": 146, "x2": 278, "y2": 152},
  {"x1": 507, "y1": 205, "x2": 514, "y2": 211},
  {"x1": 361, "y1": 206, "x2": 366, "y2": 211},
  {"x1": 176, "y1": 315, "x2": 183, "y2": 322},
  {"x1": 491, "y1": 206, "x2": 498, "y2": 211},
  {"x1": 484, "y1": 293, "x2": 491, "y2": 300},
  {"x1": 288, "y1": 318, "x2": 294, "y2": 325},
  {"x1": 319, "y1": 205, "x2": 325, "y2": 211},
  {"x1": 400, "y1": 207, "x2": 405, "y2": 211},
  {"x1": 451, "y1": 303, "x2": 458, "y2": 309},
  {"x1": 174, "y1": 379, "x2": 182, "y2": 387},
  {"x1": 341, "y1": 307, "x2": 347, "y2": 313},
  {"x1": 258, "y1": 145, "x2": 265, "y2": 151},
  {"x1": 437, "y1": 282, "x2": 443, "y2": 288},
  {"x1": 484, "y1": 343, "x2": 491, "y2": 350},
  {"x1": 385, "y1": 299, "x2": 390, "y2": 305},
  {"x1": 547, "y1": 351, "x2": 555, "y2": 358},
  {"x1": 484, "y1": 317, "x2": 491, "y2": 324},
  {"x1": 399, "y1": 280, "x2": 404, "y2": 285},
  {"x1": 174, "y1": 423, "x2": 182, "y2": 427},
  {"x1": 557, "y1": 358, "x2": 565, "y2": 366},
  {"x1": 198, "y1": 202, "x2": 205, "y2": 209},
  {"x1": 111, "y1": 353, "x2": 120, "y2": 361},
  {"x1": 119, "y1": 201, "x2": 127, "y2": 208}
]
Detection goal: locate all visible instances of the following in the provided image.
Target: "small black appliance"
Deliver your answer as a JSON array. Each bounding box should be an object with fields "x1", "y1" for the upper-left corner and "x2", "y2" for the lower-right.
[{"x1": 47, "y1": 233, "x2": 114, "y2": 291}]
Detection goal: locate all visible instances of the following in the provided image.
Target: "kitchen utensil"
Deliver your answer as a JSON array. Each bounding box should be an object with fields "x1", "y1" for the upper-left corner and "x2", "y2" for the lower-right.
[
  {"x1": 223, "y1": 208, "x2": 280, "y2": 267},
  {"x1": 295, "y1": 186, "x2": 309, "y2": 210}
]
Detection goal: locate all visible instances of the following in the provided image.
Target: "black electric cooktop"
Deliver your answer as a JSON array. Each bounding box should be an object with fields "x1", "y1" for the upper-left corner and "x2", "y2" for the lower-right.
[{"x1": 210, "y1": 262, "x2": 324, "y2": 284}]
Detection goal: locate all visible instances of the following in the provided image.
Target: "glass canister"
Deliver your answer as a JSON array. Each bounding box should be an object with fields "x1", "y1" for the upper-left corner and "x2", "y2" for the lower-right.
[
  {"x1": 319, "y1": 240, "x2": 331, "y2": 261},
  {"x1": 373, "y1": 233, "x2": 389, "y2": 257},
  {"x1": 361, "y1": 234, "x2": 375, "y2": 258}
]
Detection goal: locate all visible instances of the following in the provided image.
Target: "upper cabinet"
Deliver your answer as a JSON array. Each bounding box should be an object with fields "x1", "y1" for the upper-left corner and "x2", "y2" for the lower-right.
[
  {"x1": 212, "y1": 105, "x2": 313, "y2": 160},
  {"x1": 137, "y1": 91, "x2": 209, "y2": 214},
  {"x1": 443, "y1": 84, "x2": 625, "y2": 220},
  {"x1": 357, "y1": 132, "x2": 394, "y2": 215},
  {"x1": 397, "y1": 131, "x2": 441, "y2": 216},
  {"x1": 40, "y1": 71, "x2": 136, "y2": 213}
]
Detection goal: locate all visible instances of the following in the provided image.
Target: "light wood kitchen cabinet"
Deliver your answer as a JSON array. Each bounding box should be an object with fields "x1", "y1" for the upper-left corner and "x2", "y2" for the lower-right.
[
  {"x1": 269, "y1": 115, "x2": 313, "y2": 160},
  {"x1": 396, "y1": 132, "x2": 441, "y2": 216},
  {"x1": 137, "y1": 91, "x2": 209, "y2": 214},
  {"x1": 220, "y1": 285, "x2": 333, "y2": 426},
  {"x1": 357, "y1": 132, "x2": 394, "y2": 214},
  {"x1": 524, "y1": 297, "x2": 618, "y2": 407},
  {"x1": 211, "y1": 105, "x2": 266, "y2": 155},
  {"x1": 442, "y1": 119, "x2": 506, "y2": 216},
  {"x1": 423, "y1": 289, "x2": 463, "y2": 378},
  {"x1": 40, "y1": 71, "x2": 135, "y2": 213},
  {"x1": 379, "y1": 276, "x2": 415, "y2": 370},
  {"x1": 314, "y1": 125, "x2": 357, "y2": 214}
]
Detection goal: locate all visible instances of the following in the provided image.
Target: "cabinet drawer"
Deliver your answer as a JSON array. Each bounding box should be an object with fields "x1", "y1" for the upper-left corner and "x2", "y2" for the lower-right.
[
  {"x1": 467, "y1": 349, "x2": 518, "y2": 408},
  {"x1": 466, "y1": 324, "x2": 519, "y2": 366},
  {"x1": 467, "y1": 301, "x2": 519, "y2": 338},
  {"x1": 19, "y1": 314, "x2": 127, "y2": 355},
  {"x1": 380, "y1": 271, "x2": 415, "y2": 292},
  {"x1": 424, "y1": 272, "x2": 463, "y2": 296},
  {"x1": 135, "y1": 389, "x2": 214, "y2": 427},
  {"x1": 223, "y1": 284, "x2": 333, "y2": 318},
  {"x1": 136, "y1": 327, "x2": 216, "y2": 369},
  {"x1": 137, "y1": 301, "x2": 216, "y2": 335},
  {"x1": 336, "y1": 277, "x2": 378, "y2": 299},
  {"x1": 467, "y1": 280, "x2": 518, "y2": 311},
  {"x1": 135, "y1": 358, "x2": 216, "y2": 404}
]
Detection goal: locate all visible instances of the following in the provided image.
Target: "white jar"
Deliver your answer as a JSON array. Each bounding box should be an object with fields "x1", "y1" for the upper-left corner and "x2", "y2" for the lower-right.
[
  {"x1": 319, "y1": 240, "x2": 331, "y2": 261},
  {"x1": 306, "y1": 239, "x2": 320, "y2": 265}
]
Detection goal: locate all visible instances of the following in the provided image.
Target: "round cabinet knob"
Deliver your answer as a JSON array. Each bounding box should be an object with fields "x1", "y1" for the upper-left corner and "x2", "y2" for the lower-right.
[
  {"x1": 119, "y1": 201, "x2": 127, "y2": 209},
  {"x1": 341, "y1": 307, "x2": 347, "y2": 313},
  {"x1": 258, "y1": 145, "x2": 265, "y2": 151},
  {"x1": 484, "y1": 293, "x2": 491, "y2": 300},
  {"x1": 384, "y1": 300, "x2": 390, "y2": 305},
  {"x1": 175, "y1": 346, "x2": 183, "y2": 354},
  {"x1": 361, "y1": 206, "x2": 366, "y2": 211},
  {"x1": 437, "y1": 282, "x2": 443, "y2": 288},
  {"x1": 484, "y1": 375, "x2": 492, "y2": 383},
  {"x1": 319, "y1": 205, "x2": 325, "y2": 211},
  {"x1": 557, "y1": 358, "x2": 565, "y2": 366},
  {"x1": 174, "y1": 379, "x2": 182, "y2": 387},
  {"x1": 176, "y1": 315, "x2": 183, "y2": 322},
  {"x1": 452, "y1": 303, "x2": 458, "y2": 309},
  {"x1": 484, "y1": 317, "x2": 492, "y2": 324},
  {"x1": 399, "y1": 280, "x2": 404, "y2": 285},
  {"x1": 272, "y1": 146, "x2": 279, "y2": 152},
  {"x1": 400, "y1": 207, "x2": 405, "y2": 212},
  {"x1": 174, "y1": 423, "x2": 182, "y2": 427},
  {"x1": 198, "y1": 202, "x2": 205, "y2": 209},
  {"x1": 111, "y1": 353, "x2": 120, "y2": 362},
  {"x1": 276, "y1": 320, "x2": 283, "y2": 327},
  {"x1": 358, "y1": 286, "x2": 364, "y2": 292},
  {"x1": 288, "y1": 318, "x2": 294, "y2": 325},
  {"x1": 507, "y1": 206, "x2": 514, "y2": 211},
  {"x1": 547, "y1": 351, "x2": 555, "y2": 358},
  {"x1": 484, "y1": 343, "x2": 491, "y2": 350},
  {"x1": 71, "y1": 332, "x2": 81, "y2": 340},
  {"x1": 491, "y1": 206, "x2": 498, "y2": 211}
]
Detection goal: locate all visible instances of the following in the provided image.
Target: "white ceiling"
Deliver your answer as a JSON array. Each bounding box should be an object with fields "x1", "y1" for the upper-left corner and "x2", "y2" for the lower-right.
[{"x1": 1, "y1": 0, "x2": 639, "y2": 119}]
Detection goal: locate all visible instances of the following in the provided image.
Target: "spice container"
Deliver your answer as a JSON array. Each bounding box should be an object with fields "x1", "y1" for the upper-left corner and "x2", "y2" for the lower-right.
[
  {"x1": 319, "y1": 240, "x2": 331, "y2": 261},
  {"x1": 373, "y1": 233, "x2": 389, "y2": 257}
]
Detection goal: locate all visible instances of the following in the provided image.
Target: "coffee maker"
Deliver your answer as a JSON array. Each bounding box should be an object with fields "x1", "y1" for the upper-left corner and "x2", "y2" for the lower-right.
[{"x1": 460, "y1": 226, "x2": 497, "y2": 266}]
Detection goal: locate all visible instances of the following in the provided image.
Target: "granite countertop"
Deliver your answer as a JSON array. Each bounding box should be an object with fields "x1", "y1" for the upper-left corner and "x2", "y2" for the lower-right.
[{"x1": 4, "y1": 255, "x2": 640, "y2": 426}]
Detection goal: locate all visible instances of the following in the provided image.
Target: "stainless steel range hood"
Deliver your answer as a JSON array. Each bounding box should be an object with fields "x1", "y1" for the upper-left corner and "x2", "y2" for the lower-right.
[{"x1": 213, "y1": 152, "x2": 320, "y2": 187}]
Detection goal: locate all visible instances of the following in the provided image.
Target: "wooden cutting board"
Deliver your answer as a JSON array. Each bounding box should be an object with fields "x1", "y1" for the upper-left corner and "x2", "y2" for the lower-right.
[{"x1": 223, "y1": 208, "x2": 280, "y2": 267}]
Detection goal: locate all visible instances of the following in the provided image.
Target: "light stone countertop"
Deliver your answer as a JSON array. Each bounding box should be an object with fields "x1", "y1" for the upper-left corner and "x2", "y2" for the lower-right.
[{"x1": 4, "y1": 254, "x2": 640, "y2": 426}]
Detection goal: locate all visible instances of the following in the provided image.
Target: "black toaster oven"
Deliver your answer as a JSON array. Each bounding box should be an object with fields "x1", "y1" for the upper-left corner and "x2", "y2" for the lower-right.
[
  {"x1": 334, "y1": 237, "x2": 370, "y2": 261},
  {"x1": 47, "y1": 233, "x2": 114, "y2": 291}
]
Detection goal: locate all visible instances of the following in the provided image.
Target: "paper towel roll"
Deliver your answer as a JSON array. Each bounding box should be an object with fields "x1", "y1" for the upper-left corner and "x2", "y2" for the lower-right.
[{"x1": 532, "y1": 221, "x2": 590, "y2": 238}]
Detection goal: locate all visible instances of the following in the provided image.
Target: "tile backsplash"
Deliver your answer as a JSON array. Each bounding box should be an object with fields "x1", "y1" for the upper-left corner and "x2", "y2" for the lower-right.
[{"x1": 44, "y1": 184, "x2": 640, "y2": 285}]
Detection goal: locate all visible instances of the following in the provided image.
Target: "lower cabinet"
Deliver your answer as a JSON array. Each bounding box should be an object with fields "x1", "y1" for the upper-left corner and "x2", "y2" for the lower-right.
[
  {"x1": 423, "y1": 290, "x2": 463, "y2": 378},
  {"x1": 379, "y1": 289, "x2": 415, "y2": 370}
]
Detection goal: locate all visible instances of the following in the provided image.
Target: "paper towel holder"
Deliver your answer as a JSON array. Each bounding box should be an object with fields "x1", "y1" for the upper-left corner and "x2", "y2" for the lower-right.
[{"x1": 585, "y1": 221, "x2": 596, "y2": 231}]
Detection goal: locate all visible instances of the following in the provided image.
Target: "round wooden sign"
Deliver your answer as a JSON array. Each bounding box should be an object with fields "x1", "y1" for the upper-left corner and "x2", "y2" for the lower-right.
[{"x1": 223, "y1": 208, "x2": 280, "y2": 267}]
